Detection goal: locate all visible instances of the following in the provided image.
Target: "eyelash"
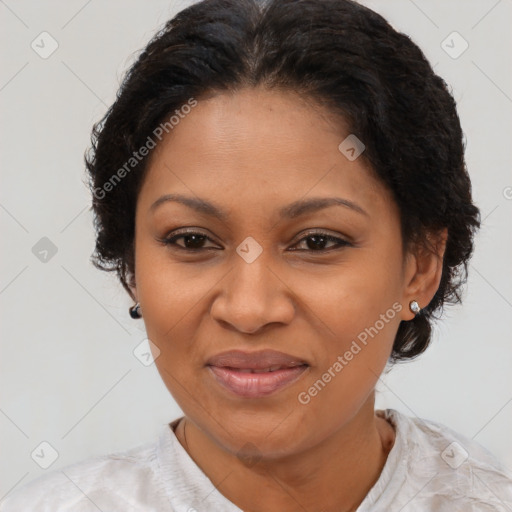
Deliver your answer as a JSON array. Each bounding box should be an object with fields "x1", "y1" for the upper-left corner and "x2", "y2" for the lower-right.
[{"x1": 157, "y1": 229, "x2": 351, "y2": 253}]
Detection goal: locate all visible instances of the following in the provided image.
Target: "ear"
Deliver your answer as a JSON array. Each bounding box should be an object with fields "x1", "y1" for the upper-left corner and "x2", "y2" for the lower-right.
[
  {"x1": 401, "y1": 228, "x2": 448, "y2": 320},
  {"x1": 129, "y1": 285, "x2": 137, "y2": 303},
  {"x1": 127, "y1": 272, "x2": 138, "y2": 303}
]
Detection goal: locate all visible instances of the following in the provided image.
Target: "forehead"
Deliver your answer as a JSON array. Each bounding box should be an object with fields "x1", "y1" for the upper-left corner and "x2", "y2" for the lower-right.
[{"x1": 138, "y1": 87, "x2": 394, "y2": 221}]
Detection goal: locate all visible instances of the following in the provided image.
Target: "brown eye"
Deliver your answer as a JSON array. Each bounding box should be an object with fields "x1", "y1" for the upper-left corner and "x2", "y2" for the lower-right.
[
  {"x1": 157, "y1": 230, "x2": 351, "y2": 253},
  {"x1": 170, "y1": 233, "x2": 209, "y2": 249},
  {"x1": 290, "y1": 232, "x2": 351, "y2": 252},
  {"x1": 158, "y1": 230, "x2": 219, "y2": 251}
]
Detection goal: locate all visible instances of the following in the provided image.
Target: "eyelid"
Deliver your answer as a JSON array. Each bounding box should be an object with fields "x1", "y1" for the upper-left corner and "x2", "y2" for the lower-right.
[
  {"x1": 157, "y1": 227, "x2": 352, "y2": 252},
  {"x1": 290, "y1": 227, "x2": 349, "y2": 243},
  {"x1": 157, "y1": 227, "x2": 219, "y2": 248},
  {"x1": 289, "y1": 230, "x2": 350, "y2": 251}
]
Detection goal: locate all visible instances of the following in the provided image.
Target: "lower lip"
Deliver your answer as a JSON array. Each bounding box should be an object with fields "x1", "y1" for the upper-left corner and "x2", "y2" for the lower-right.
[{"x1": 208, "y1": 365, "x2": 308, "y2": 398}]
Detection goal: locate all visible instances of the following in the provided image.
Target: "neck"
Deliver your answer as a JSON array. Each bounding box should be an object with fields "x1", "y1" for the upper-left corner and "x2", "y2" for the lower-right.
[{"x1": 175, "y1": 395, "x2": 395, "y2": 512}]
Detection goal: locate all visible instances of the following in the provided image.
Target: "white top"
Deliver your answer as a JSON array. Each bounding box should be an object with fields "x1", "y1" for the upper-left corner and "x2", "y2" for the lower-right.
[{"x1": 2, "y1": 409, "x2": 511, "y2": 511}]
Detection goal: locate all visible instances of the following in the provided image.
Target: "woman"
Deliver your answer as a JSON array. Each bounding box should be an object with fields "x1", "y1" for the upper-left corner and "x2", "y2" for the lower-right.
[{"x1": 3, "y1": 0, "x2": 511, "y2": 510}]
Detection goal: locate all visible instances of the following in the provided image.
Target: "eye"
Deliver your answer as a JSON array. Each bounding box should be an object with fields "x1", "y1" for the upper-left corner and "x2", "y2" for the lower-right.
[
  {"x1": 157, "y1": 229, "x2": 351, "y2": 253},
  {"x1": 289, "y1": 231, "x2": 351, "y2": 252},
  {"x1": 157, "y1": 229, "x2": 219, "y2": 251}
]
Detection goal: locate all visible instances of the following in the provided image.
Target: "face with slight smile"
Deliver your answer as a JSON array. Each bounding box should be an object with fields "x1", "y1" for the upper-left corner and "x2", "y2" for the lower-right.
[{"x1": 132, "y1": 86, "x2": 421, "y2": 458}]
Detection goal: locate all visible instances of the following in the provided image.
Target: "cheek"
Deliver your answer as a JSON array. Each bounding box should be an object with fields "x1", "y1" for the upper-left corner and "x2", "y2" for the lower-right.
[
  {"x1": 134, "y1": 239, "x2": 210, "y2": 335},
  {"x1": 297, "y1": 289, "x2": 400, "y2": 415},
  {"x1": 308, "y1": 251, "x2": 402, "y2": 343},
  {"x1": 293, "y1": 255, "x2": 402, "y2": 412},
  {"x1": 134, "y1": 242, "x2": 229, "y2": 411}
]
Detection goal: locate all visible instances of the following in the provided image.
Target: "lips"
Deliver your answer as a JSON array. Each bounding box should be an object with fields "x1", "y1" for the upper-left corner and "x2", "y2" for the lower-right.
[
  {"x1": 206, "y1": 349, "x2": 308, "y2": 371},
  {"x1": 206, "y1": 349, "x2": 309, "y2": 398}
]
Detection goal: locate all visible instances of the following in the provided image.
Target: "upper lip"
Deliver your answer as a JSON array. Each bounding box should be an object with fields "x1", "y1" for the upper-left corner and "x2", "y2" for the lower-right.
[{"x1": 206, "y1": 349, "x2": 309, "y2": 370}]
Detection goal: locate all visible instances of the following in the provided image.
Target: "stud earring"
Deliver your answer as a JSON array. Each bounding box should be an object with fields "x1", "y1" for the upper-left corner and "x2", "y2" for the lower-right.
[
  {"x1": 129, "y1": 302, "x2": 142, "y2": 319},
  {"x1": 409, "y1": 300, "x2": 421, "y2": 315}
]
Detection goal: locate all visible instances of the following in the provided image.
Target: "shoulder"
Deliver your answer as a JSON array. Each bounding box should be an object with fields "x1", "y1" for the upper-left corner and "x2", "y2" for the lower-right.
[
  {"x1": 0, "y1": 437, "x2": 164, "y2": 512},
  {"x1": 382, "y1": 409, "x2": 512, "y2": 511}
]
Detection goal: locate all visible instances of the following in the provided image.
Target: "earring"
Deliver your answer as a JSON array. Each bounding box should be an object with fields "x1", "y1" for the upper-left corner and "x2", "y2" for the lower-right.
[
  {"x1": 409, "y1": 300, "x2": 421, "y2": 315},
  {"x1": 129, "y1": 302, "x2": 142, "y2": 319}
]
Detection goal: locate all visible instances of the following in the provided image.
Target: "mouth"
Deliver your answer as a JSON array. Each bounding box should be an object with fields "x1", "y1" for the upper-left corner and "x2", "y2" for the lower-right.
[{"x1": 206, "y1": 349, "x2": 310, "y2": 398}]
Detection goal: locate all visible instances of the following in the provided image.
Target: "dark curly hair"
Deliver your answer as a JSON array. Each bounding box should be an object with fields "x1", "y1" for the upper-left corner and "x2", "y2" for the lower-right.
[{"x1": 84, "y1": 0, "x2": 480, "y2": 362}]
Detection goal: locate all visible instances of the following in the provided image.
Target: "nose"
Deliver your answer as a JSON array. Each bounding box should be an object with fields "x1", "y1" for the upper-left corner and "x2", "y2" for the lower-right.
[{"x1": 210, "y1": 251, "x2": 295, "y2": 334}]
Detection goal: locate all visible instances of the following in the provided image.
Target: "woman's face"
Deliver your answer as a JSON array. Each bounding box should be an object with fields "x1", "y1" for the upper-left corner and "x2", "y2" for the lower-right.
[{"x1": 133, "y1": 86, "x2": 420, "y2": 457}]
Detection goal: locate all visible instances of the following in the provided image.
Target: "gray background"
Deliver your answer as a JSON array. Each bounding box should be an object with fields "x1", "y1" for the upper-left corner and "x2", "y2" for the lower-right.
[{"x1": 1, "y1": 0, "x2": 511, "y2": 499}]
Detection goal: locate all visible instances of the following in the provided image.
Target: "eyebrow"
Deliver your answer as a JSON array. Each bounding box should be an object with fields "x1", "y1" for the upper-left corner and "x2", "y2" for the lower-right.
[{"x1": 149, "y1": 193, "x2": 369, "y2": 220}]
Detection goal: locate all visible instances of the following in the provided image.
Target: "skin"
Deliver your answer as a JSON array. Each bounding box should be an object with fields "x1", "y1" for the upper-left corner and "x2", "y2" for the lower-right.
[{"x1": 130, "y1": 86, "x2": 447, "y2": 512}]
